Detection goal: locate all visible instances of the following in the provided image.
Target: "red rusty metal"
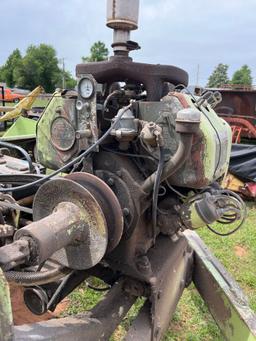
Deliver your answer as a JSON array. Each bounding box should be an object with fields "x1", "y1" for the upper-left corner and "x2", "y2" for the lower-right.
[
  {"x1": 223, "y1": 117, "x2": 256, "y2": 142},
  {"x1": 170, "y1": 92, "x2": 190, "y2": 108},
  {"x1": 212, "y1": 87, "x2": 256, "y2": 141},
  {"x1": 240, "y1": 182, "x2": 256, "y2": 199},
  {"x1": 231, "y1": 126, "x2": 242, "y2": 143}
]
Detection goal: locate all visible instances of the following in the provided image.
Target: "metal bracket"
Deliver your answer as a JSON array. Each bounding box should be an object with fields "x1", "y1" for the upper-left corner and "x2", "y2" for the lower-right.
[{"x1": 184, "y1": 230, "x2": 256, "y2": 341}]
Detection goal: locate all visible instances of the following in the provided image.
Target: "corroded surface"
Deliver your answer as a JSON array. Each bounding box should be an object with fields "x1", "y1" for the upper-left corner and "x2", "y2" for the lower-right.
[
  {"x1": 32, "y1": 178, "x2": 108, "y2": 269},
  {"x1": 0, "y1": 269, "x2": 13, "y2": 341},
  {"x1": 184, "y1": 230, "x2": 256, "y2": 341}
]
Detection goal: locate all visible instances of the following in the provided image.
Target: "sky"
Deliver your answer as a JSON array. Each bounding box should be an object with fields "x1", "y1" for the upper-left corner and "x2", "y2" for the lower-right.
[{"x1": 0, "y1": 0, "x2": 255, "y2": 86}]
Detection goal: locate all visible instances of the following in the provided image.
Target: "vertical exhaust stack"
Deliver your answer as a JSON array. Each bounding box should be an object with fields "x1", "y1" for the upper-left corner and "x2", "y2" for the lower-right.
[
  {"x1": 106, "y1": 0, "x2": 140, "y2": 56},
  {"x1": 76, "y1": 0, "x2": 189, "y2": 100}
]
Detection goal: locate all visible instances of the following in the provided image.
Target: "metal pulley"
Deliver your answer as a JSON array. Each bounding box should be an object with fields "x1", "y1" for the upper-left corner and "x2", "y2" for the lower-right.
[
  {"x1": 66, "y1": 172, "x2": 123, "y2": 253},
  {"x1": 1, "y1": 174, "x2": 123, "y2": 271},
  {"x1": 30, "y1": 177, "x2": 108, "y2": 270}
]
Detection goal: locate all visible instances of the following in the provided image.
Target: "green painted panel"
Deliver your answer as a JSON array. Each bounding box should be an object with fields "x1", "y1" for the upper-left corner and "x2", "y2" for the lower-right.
[
  {"x1": 1, "y1": 117, "x2": 37, "y2": 141},
  {"x1": 0, "y1": 269, "x2": 13, "y2": 341}
]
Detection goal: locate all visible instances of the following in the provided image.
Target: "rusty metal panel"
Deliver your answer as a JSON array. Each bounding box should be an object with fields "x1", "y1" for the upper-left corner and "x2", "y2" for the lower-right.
[
  {"x1": 138, "y1": 93, "x2": 231, "y2": 189},
  {"x1": 0, "y1": 154, "x2": 31, "y2": 174},
  {"x1": 76, "y1": 57, "x2": 188, "y2": 101},
  {"x1": 214, "y1": 89, "x2": 256, "y2": 140},
  {"x1": 215, "y1": 89, "x2": 256, "y2": 119},
  {"x1": 125, "y1": 234, "x2": 193, "y2": 341}
]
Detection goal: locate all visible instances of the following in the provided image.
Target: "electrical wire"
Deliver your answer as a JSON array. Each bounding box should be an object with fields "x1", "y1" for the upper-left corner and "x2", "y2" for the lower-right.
[
  {"x1": 165, "y1": 179, "x2": 187, "y2": 199},
  {"x1": 71, "y1": 90, "x2": 127, "y2": 173},
  {"x1": 0, "y1": 141, "x2": 34, "y2": 173},
  {"x1": 206, "y1": 221, "x2": 244, "y2": 237},
  {"x1": 206, "y1": 189, "x2": 247, "y2": 237},
  {"x1": 0, "y1": 103, "x2": 132, "y2": 193},
  {"x1": 101, "y1": 146, "x2": 157, "y2": 163},
  {"x1": 199, "y1": 108, "x2": 222, "y2": 176},
  {"x1": 158, "y1": 185, "x2": 166, "y2": 197},
  {"x1": 152, "y1": 146, "x2": 165, "y2": 241},
  {"x1": 175, "y1": 84, "x2": 222, "y2": 177},
  {"x1": 47, "y1": 271, "x2": 75, "y2": 310},
  {"x1": 102, "y1": 90, "x2": 124, "y2": 121},
  {"x1": 139, "y1": 138, "x2": 159, "y2": 161}
]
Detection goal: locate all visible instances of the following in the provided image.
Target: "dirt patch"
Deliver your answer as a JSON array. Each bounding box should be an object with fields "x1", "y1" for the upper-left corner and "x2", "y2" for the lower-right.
[
  {"x1": 234, "y1": 245, "x2": 248, "y2": 258},
  {"x1": 10, "y1": 283, "x2": 69, "y2": 325}
]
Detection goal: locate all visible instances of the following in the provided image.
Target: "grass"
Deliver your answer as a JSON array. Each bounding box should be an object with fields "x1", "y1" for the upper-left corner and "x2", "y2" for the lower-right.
[
  {"x1": 1, "y1": 97, "x2": 49, "y2": 108},
  {"x1": 64, "y1": 204, "x2": 256, "y2": 340},
  {"x1": 32, "y1": 97, "x2": 49, "y2": 107}
]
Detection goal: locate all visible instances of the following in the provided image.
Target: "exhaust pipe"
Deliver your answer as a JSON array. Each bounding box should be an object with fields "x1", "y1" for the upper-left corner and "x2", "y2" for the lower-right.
[{"x1": 106, "y1": 0, "x2": 140, "y2": 55}]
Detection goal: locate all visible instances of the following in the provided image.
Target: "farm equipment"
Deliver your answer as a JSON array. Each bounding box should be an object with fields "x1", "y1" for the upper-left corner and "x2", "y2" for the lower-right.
[
  {"x1": 0, "y1": 86, "x2": 44, "y2": 159},
  {"x1": 0, "y1": 1, "x2": 255, "y2": 340},
  {"x1": 211, "y1": 85, "x2": 256, "y2": 143},
  {"x1": 0, "y1": 85, "x2": 44, "y2": 123}
]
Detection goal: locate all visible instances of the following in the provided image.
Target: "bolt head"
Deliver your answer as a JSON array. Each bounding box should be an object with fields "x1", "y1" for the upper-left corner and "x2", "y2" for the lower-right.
[
  {"x1": 123, "y1": 208, "x2": 130, "y2": 216},
  {"x1": 107, "y1": 178, "x2": 114, "y2": 186}
]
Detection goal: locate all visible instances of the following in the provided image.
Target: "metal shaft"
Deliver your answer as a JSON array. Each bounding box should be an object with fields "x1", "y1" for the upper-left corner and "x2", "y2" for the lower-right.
[
  {"x1": 14, "y1": 202, "x2": 84, "y2": 265},
  {"x1": 106, "y1": 0, "x2": 140, "y2": 54}
]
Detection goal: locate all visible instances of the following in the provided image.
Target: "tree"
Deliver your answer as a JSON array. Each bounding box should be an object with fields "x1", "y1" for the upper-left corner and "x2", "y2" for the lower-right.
[
  {"x1": 0, "y1": 44, "x2": 77, "y2": 92},
  {"x1": 14, "y1": 44, "x2": 61, "y2": 92},
  {"x1": 55, "y1": 71, "x2": 76, "y2": 89},
  {"x1": 65, "y1": 72, "x2": 76, "y2": 89},
  {"x1": 0, "y1": 67, "x2": 5, "y2": 83},
  {"x1": 231, "y1": 65, "x2": 252, "y2": 86},
  {"x1": 207, "y1": 63, "x2": 229, "y2": 88},
  {"x1": 82, "y1": 41, "x2": 109, "y2": 62},
  {"x1": 0, "y1": 49, "x2": 22, "y2": 87}
]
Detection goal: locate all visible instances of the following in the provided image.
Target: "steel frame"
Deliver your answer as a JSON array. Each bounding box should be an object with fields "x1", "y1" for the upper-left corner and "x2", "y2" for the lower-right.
[{"x1": 1, "y1": 231, "x2": 256, "y2": 341}]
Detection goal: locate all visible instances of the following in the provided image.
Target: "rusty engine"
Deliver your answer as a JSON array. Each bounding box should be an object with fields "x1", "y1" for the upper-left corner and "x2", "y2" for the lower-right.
[{"x1": 0, "y1": 1, "x2": 247, "y2": 340}]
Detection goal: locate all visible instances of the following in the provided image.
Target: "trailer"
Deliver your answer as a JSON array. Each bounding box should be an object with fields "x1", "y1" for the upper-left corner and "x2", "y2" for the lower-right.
[{"x1": 211, "y1": 85, "x2": 256, "y2": 143}]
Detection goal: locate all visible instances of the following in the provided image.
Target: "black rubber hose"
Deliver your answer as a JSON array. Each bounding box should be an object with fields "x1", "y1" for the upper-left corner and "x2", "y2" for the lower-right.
[
  {"x1": 4, "y1": 266, "x2": 71, "y2": 286},
  {"x1": 0, "y1": 140, "x2": 34, "y2": 173}
]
